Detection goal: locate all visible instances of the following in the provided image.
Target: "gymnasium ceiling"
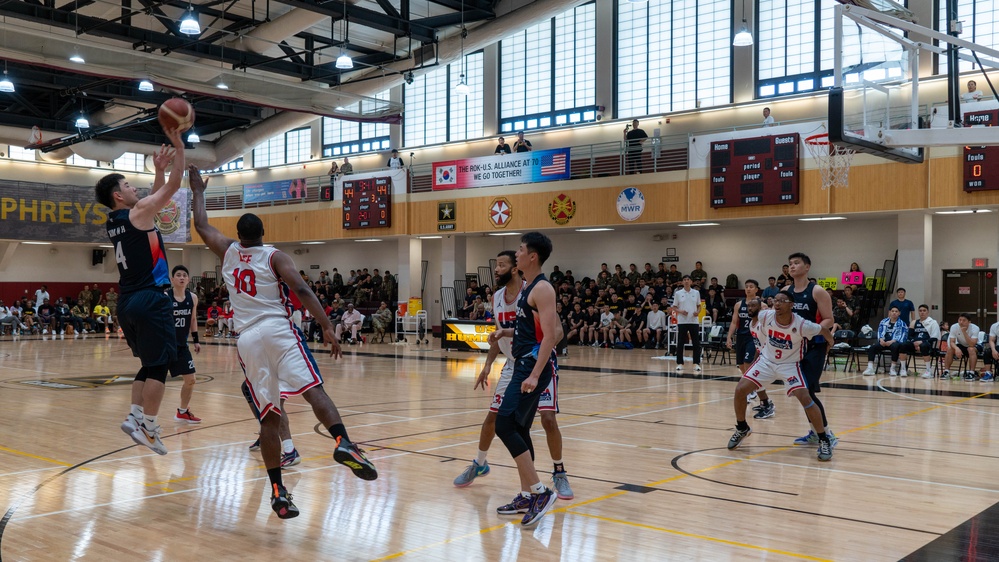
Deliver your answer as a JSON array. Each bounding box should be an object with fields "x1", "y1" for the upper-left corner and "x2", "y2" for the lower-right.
[{"x1": 0, "y1": 0, "x2": 576, "y2": 167}]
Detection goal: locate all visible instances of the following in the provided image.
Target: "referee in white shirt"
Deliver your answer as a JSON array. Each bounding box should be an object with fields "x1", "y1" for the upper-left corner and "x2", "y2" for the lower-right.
[{"x1": 670, "y1": 275, "x2": 702, "y2": 372}]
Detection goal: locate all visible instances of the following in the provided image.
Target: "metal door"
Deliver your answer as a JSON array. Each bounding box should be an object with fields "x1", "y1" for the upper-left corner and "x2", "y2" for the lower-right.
[{"x1": 942, "y1": 270, "x2": 997, "y2": 328}]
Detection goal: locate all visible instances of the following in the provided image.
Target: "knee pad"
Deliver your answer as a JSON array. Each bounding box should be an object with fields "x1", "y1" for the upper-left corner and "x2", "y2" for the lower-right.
[
  {"x1": 144, "y1": 364, "x2": 168, "y2": 383},
  {"x1": 495, "y1": 415, "x2": 530, "y2": 458}
]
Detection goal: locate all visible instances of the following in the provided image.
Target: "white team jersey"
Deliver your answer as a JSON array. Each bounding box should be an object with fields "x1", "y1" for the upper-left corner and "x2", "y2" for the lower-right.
[
  {"x1": 222, "y1": 243, "x2": 294, "y2": 331},
  {"x1": 755, "y1": 309, "x2": 821, "y2": 365},
  {"x1": 493, "y1": 281, "x2": 525, "y2": 362}
]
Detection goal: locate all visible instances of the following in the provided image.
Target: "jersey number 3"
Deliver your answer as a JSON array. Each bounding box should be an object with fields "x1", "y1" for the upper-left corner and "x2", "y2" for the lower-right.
[{"x1": 232, "y1": 268, "x2": 258, "y2": 297}]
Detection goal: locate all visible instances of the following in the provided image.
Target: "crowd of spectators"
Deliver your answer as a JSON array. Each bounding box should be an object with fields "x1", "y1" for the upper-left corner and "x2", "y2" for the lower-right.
[{"x1": 0, "y1": 284, "x2": 119, "y2": 336}]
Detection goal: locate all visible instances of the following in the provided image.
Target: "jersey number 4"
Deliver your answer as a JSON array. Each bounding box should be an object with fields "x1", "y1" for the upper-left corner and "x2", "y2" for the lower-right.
[{"x1": 232, "y1": 268, "x2": 258, "y2": 297}]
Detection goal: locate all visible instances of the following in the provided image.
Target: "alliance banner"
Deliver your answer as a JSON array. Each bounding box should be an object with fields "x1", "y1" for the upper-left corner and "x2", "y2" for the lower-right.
[
  {"x1": 0, "y1": 180, "x2": 190, "y2": 244},
  {"x1": 432, "y1": 147, "x2": 571, "y2": 191}
]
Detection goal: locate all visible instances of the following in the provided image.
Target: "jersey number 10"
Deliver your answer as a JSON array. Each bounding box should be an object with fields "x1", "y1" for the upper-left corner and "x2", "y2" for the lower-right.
[{"x1": 232, "y1": 268, "x2": 258, "y2": 297}]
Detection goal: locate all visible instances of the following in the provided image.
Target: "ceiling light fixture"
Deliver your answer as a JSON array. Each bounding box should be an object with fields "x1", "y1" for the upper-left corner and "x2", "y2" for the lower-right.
[
  {"x1": 798, "y1": 216, "x2": 847, "y2": 221},
  {"x1": 487, "y1": 232, "x2": 523, "y2": 237},
  {"x1": 934, "y1": 209, "x2": 992, "y2": 215},
  {"x1": 187, "y1": 131, "x2": 200, "y2": 143},
  {"x1": 733, "y1": 0, "x2": 754, "y2": 47},
  {"x1": 0, "y1": 69, "x2": 13, "y2": 93},
  {"x1": 75, "y1": 115, "x2": 90, "y2": 128},
  {"x1": 138, "y1": 79, "x2": 154, "y2": 92},
  {"x1": 418, "y1": 235, "x2": 443, "y2": 239},
  {"x1": 355, "y1": 238, "x2": 383, "y2": 242},
  {"x1": 678, "y1": 222, "x2": 720, "y2": 227},
  {"x1": 335, "y1": 0, "x2": 353, "y2": 69},
  {"x1": 21, "y1": 241, "x2": 53, "y2": 245},
  {"x1": 301, "y1": 241, "x2": 327, "y2": 245},
  {"x1": 179, "y1": 3, "x2": 201, "y2": 35},
  {"x1": 575, "y1": 227, "x2": 614, "y2": 232},
  {"x1": 453, "y1": 0, "x2": 469, "y2": 96},
  {"x1": 69, "y1": 0, "x2": 85, "y2": 63}
]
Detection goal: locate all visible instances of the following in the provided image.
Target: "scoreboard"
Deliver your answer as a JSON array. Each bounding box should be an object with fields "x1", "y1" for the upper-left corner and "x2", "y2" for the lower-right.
[
  {"x1": 964, "y1": 145, "x2": 999, "y2": 192},
  {"x1": 342, "y1": 177, "x2": 392, "y2": 230},
  {"x1": 710, "y1": 133, "x2": 800, "y2": 208}
]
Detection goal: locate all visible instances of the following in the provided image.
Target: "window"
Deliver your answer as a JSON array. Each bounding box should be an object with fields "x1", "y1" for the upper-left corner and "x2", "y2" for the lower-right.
[
  {"x1": 67, "y1": 154, "x2": 98, "y2": 167},
  {"x1": 618, "y1": 0, "x2": 730, "y2": 116},
  {"x1": 203, "y1": 158, "x2": 244, "y2": 174},
  {"x1": 8, "y1": 145, "x2": 35, "y2": 161},
  {"x1": 254, "y1": 128, "x2": 311, "y2": 168},
  {"x1": 323, "y1": 90, "x2": 392, "y2": 157},
  {"x1": 114, "y1": 152, "x2": 146, "y2": 172},
  {"x1": 404, "y1": 52, "x2": 484, "y2": 147},
  {"x1": 937, "y1": 1, "x2": 999, "y2": 75},
  {"x1": 501, "y1": 3, "x2": 597, "y2": 132},
  {"x1": 758, "y1": 0, "x2": 906, "y2": 98}
]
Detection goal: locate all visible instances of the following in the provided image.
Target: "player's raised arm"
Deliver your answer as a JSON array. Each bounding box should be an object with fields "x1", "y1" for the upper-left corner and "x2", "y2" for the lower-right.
[
  {"x1": 131, "y1": 127, "x2": 186, "y2": 225},
  {"x1": 188, "y1": 165, "x2": 236, "y2": 260}
]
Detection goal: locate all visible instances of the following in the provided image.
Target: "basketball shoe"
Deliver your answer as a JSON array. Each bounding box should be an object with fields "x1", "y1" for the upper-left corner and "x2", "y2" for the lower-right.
[
  {"x1": 333, "y1": 436, "x2": 378, "y2": 480},
  {"x1": 131, "y1": 424, "x2": 168, "y2": 455},
  {"x1": 727, "y1": 427, "x2": 751, "y2": 450},
  {"x1": 281, "y1": 448, "x2": 302, "y2": 468},
  {"x1": 521, "y1": 488, "x2": 556, "y2": 527},
  {"x1": 496, "y1": 493, "x2": 532, "y2": 515},
  {"x1": 552, "y1": 471, "x2": 574, "y2": 500},
  {"x1": 249, "y1": 437, "x2": 261, "y2": 451},
  {"x1": 174, "y1": 409, "x2": 202, "y2": 424},
  {"x1": 270, "y1": 484, "x2": 299, "y2": 519},
  {"x1": 753, "y1": 402, "x2": 775, "y2": 419},
  {"x1": 817, "y1": 440, "x2": 833, "y2": 461},
  {"x1": 453, "y1": 460, "x2": 490, "y2": 487},
  {"x1": 120, "y1": 413, "x2": 140, "y2": 436}
]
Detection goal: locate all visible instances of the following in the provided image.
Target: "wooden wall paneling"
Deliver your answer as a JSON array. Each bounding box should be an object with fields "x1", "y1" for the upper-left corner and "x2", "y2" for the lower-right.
[
  {"x1": 831, "y1": 161, "x2": 929, "y2": 213},
  {"x1": 687, "y1": 169, "x2": 828, "y2": 220},
  {"x1": 929, "y1": 155, "x2": 999, "y2": 208}
]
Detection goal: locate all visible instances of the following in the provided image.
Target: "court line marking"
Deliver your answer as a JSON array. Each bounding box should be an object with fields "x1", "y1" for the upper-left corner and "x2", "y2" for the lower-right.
[
  {"x1": 568, "y1": 511, "x2": 833, "y2": 562},
  {"x1": 875, "y1": 378, "x2": 999, "y2": 415},
  {"x1": 0, "y1": 445, "x2": 177, "y2": 493}
]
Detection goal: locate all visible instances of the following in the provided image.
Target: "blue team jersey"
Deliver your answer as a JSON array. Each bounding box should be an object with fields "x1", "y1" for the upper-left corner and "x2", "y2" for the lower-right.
[
  {"x1": 513, "y1": 274, "x2": 549, "y2": 359},
  {"x1": 106, "y1": 209, "x2": 170, "y2": 294},
  {"x1": 171, "y1": 290, "x2": 194, "y2": 347}
]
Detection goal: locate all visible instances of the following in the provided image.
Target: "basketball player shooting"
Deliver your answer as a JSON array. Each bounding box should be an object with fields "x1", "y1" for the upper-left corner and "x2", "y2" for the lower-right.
[{"x1": 188, "y1": 165, "x2": 377, "y2": 519}]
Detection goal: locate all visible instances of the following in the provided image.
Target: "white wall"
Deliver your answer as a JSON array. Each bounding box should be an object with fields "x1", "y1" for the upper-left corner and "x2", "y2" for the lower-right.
[
  {"x1": 0, "y1": 243, "x2": 118, "y2": 282},
  {"x1": 930, "y1": 213, "x2": 999, "y2": 309}
]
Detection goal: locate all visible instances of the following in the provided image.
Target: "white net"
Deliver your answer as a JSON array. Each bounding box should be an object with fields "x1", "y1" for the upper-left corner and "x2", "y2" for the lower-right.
[{"x1": 805, "y1": 136, "x2": 855, "y2": 190}]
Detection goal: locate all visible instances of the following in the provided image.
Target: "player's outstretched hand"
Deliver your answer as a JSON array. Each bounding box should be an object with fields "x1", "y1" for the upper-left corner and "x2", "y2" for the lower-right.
[
  {"x1": 324, "y1": 326, "x2": 342, "y2": 359},
  {"x1": 164, "y1": 126, "x2": 184, "y2": 149},
  {"x1": 188, "y1": 165, "x2": 209, "y2": 193},
  {"x1": 474, "y1": 367, "x2": 490, "y2": 390},
  {"x1": 152, "y1": 144, "x2": 176, "y2": 171}
]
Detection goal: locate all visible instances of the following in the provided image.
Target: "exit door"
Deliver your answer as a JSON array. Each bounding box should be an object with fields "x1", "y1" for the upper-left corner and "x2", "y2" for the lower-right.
[{"x1": 942, "y1": 269, "x2": 998, "y2": 329}]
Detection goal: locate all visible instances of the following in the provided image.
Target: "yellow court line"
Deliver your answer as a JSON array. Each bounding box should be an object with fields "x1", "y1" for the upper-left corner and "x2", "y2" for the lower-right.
[
  {"x1": 371, "y1": 390, "x2": 993, "y2": 560},
  {"x1": 0, "y1": 444, "x2": 174, "y2": 493},
  {"x1": 569, "y1": 511, "x2": 833, "y2": 562}
]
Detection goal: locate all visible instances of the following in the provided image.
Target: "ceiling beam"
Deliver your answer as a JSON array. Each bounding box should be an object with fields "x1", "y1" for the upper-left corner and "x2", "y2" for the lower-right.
[{"x1": 271, "y1": 0, "x2": 437, "y2": 44}]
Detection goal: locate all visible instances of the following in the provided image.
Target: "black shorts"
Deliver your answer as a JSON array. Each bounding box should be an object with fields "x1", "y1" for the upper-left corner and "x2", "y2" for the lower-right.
[
  {"x1": 735, "y1": 333, "x2": 756, "y2": 365},
  {"x1": 800, "y1": 341, "x2": 827, "y2": 393},
  {"x1": 497, "y1": 354, "x2": 555, "y2": 428},
  {"x1": 169, "y1": 346, "x2": 196, "y2": 377},
  {"x1": 118, "y1": 289, "x2": 177, "y2": 367}
]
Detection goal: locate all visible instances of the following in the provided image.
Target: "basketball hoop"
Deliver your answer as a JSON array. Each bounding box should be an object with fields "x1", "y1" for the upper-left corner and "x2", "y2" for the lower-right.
[{"x1": 805, "y1": 133, "x2": 855, "y2": 190}]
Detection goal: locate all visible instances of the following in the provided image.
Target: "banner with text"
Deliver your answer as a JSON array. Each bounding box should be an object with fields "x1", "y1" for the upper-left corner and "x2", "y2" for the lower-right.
[
  {"x1": 243, "y1": 178, "x2": 308, "y2": 204},
  {"x1": 0, "y1": 180, "x2": 190, "y2": 244},
  {"x1": 432, "y1": 147, "x2": 571, "y2": 190}
]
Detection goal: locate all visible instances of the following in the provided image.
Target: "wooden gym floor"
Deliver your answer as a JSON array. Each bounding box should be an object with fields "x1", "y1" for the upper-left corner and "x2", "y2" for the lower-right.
[{"x1": 1, "y1": 334, "x2": 998, "y2": 561}]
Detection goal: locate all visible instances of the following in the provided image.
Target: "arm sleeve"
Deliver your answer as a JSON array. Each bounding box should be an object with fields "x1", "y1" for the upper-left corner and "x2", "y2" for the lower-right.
[{"x1": 800, "y1": 318, "x2": 822, "y2": 338}]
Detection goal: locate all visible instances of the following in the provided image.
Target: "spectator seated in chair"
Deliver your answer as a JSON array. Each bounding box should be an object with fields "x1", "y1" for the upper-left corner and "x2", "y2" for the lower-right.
[
  {"x1": 900, "y1": 304, "x2": 940, "y2": 379},
  {"x1": 863, "y1": 306, "x2": 909, "y2": 376},
  {"x1": 942, "y1": 313, "x2": 982, "y2": 380},
  {"x1": 204, "y1": 300, "x2": 223, "y2": 337},
  {"x1": 371, "y1": 302, "x2": 394, "y2": 343},
  {"x1": 468, "y1": 296, "x2": 487, "y2": 320},
  {"x1": 336, "y1": 303, "x2": 364, "y2": 344}
]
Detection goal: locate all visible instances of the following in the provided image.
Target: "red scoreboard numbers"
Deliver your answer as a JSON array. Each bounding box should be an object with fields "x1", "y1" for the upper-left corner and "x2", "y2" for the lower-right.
[
  {"x1": 342, "y1": 177, "x2": 392, "y2": 230},
  {"x1": 710, "y1": 133, "x2": 800, "y2": 209}
]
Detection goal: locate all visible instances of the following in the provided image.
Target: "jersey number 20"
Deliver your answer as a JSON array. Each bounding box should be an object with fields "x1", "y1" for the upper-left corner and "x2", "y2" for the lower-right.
[{"x1": 232, "y1": 268, "x2": 258, "y2": 297}]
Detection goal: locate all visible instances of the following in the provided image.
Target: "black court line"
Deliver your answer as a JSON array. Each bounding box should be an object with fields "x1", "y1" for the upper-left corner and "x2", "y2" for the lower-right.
[
  {"x1": 671, "y1": 448, "x2": 799, "y2": 496},
  {"x1": 902, "y1": 501, "x2": 999, "y2": 561}
]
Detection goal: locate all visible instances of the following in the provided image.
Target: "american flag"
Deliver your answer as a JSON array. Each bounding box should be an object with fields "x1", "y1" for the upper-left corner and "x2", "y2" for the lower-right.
[{"x1": 540, "y1": 152, "x2": 567, "y2": 176}]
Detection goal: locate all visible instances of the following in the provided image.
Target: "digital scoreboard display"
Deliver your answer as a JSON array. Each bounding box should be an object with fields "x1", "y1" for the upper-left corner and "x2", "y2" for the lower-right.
[
  {"x1": 710, "y1": 133, "x2": 800, "y2": 208},
  {"x1": 964, "y1": 145, "x2": 999, "y2": 192},
  {"x1": 342, "y1": 177, "x2": 391, "y2": 229}
]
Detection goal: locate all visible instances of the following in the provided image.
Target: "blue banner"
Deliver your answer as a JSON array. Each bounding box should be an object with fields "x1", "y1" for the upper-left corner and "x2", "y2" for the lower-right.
[
  {"x1": 243, "y1": 178, "x2": 308, "y2": 204},
  {"x1": 433, "y1": 147, "x2": 571, "y2": 190}
]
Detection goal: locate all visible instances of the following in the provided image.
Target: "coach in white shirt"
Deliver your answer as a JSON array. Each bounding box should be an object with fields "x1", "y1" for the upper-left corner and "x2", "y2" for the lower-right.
[
  {"x1": 670, "y1": 275, "x2": 702, "y2": 372},
  {"x1": 336, "y1": 303, "x2": 364, "y2": 344}
]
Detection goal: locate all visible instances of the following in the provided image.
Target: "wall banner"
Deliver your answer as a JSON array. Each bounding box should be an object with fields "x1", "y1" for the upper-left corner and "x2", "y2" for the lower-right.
[
  {"x1": 432, "y1": 147, "x2": 570, "y2": 190},
  {"x1": 243, "y1": 178, "x2": 308, "y2": 204}
]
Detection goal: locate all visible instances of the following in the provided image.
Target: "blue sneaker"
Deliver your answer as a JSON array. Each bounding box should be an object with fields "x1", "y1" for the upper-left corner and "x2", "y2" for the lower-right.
[
  {"x1": 453, "y1": 460, "x2": 490, "y2": 487},
  {"x1": 793, "y1": 430, "x2": 818, "y2": 445},
  {"x1": 982, "y1": 372, "x2": 994, "y2": 382},
  {"x1": 280, "y1": 448, "x2": 301, "y2": 468},
  {"x1": 496, "y1": 493, "x2": 533, "y2": 515}
]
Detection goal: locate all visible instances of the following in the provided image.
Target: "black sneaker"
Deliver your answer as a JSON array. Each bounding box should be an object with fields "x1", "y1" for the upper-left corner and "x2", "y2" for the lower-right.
[
  {"x1": 753, "y1": 402, "x2": 775, "y2": 419},
  {"x1": 496, "y1": 493, "x2": 532, "y2": 515},
  {"x1": 270, "y1": 484, "x2": 300, "y2": 519},
  {"x1": 521, "y1": 488, "x2": 556, "y2": 527},
  {"x1": 727, "y1": 427, "x2": 752, "y2": 450},
  {"x1": 817, "y1": 439, "x2": 833, "y2": 462},
  {"x1": 963, "y1": 371, "x2": 979, "y2": 382},
  {"x1": 334, "y1": 436, "x2": 378, "y2": 480}
]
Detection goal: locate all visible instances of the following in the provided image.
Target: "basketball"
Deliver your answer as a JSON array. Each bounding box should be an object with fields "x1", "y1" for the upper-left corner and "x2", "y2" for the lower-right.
[{"x1": 158, "y1": 98, "x2": 195, "y2": 133}]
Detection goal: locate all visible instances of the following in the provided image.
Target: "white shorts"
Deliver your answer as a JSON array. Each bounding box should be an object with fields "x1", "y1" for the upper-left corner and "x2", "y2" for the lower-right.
[
  {"x1": 489, "y1": 360, "x2": 558, "y2": 413},
  {"x1": 742, "y1": 358, "x2": 805, "y2": 397},
  {"x1": 238, "y1": 317, "x2": 323, "y2": 418}
]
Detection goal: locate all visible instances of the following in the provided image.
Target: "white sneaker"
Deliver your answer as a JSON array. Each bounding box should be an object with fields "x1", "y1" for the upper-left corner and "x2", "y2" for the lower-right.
[
  {"x1": 59, "y1": 330, "x2": 65, "y2": 335},
  {"x1": 42, "y1": 329, "x2": 48, "y2": 334},
  {"x1": 675, "y1": 365, "x2": 683, "y2": 373},
  {"x1": 694, "y1": 364, "x2": 702, "y2": 373},
  {"x1": 863, "y1": 366, "x2": 876, "y2": 376},
  {"x1": 889, "y1": 366, "x2": 898, "y2": 377},
  {"x1": 921, "y1": 371, "x2": 933, "y2": 379},
  {"x1": 899, "y1": 368, "x2": 908, "y2": 378},
  {"x1": 120, "y1": 414, "x2": 139, "y2": 436},
  {"x1": 747, "y1": 390, "x2": 758, "y2": 403},
  {"x1": 131, "y1": 424, "x2": 168, "y2": 455}
]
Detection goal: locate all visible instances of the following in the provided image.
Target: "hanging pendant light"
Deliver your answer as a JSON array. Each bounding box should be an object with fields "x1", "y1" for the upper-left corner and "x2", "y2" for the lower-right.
[
  {"x1": 179, "y1": 3, "x2": 201, "y2": 35},
  {"x1": 453, "y1": 0, "x2": 470, "y2": 95},
  {"x1": 733, "y1": 0, "x2": 754, "y2": 47},
  {"x1": 336, "y1": 0, "x2": 353, "y2": 69}
]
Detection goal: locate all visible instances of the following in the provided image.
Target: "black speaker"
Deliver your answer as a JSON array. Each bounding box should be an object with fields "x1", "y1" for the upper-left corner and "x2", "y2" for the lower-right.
[{"x1": 92, "y1": 249, "x2": 105, "y2": 266}]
